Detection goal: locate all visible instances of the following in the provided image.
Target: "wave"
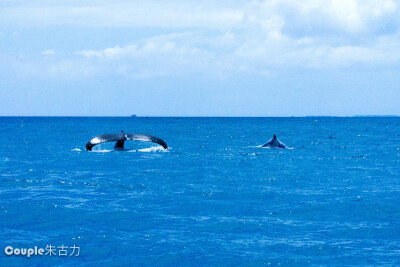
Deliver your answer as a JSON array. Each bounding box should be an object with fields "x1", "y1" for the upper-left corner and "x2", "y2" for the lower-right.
[
  {"x1": 251, "y1": 145, "x2": 294, "y2": 150},
  {"x1": 87, "y1": 146, "x2": 169, "y2": 153},
  {"x1": 129, "y1": 146, "x2": 169, "y2": 153}
]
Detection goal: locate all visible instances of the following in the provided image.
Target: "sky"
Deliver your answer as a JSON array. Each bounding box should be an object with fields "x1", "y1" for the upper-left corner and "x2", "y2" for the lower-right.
[{"x1": 0, "y1": 0, "x2": 399, "y2": 116}]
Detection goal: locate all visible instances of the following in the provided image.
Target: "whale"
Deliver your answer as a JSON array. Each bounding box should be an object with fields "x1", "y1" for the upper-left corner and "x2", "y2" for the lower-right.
[
  {"x1": 85, "y1": 131, "x2": 168, "y2": 151},
  {"x1": 262, "y1": 134, "x2": 287, "y2": 149}
]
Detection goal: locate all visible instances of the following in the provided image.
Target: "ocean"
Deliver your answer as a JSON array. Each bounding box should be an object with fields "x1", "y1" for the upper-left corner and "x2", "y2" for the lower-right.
[{"x1": 0, "y1": 117, "x2": 399, "y2": 266}]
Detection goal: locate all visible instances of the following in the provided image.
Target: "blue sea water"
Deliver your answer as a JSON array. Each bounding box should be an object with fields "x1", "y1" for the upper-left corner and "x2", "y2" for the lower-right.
[{"x1": 0, "y1": 117, "x2": 399, "y2": 266}]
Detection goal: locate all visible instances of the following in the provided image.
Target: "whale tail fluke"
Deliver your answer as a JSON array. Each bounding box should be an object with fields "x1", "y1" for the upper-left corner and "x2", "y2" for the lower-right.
[
  {"x1": 262, "y1": 134, "x2": 287, "y2": 149},
  {"x1": 86, "y1": 132, "x2": 168, "y2": 151}
]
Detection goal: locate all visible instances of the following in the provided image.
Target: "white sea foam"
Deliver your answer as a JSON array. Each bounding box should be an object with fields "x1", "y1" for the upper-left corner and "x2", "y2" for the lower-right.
[
  {"x1": 91, "y1": 149, "x2": 112, "y2": 153},
  {"x1": 255, "y1": 145, "x2": 294, "y2": 149},
  {"x1": 1, "y1": 157, "x2": 10, "y2": 162},
  {"x1": 128, "y1": 146, "x2": 168, "y2": 152},
  {"x1": 138, "y1": 146, "x2": 167, "y2": 152},
  {"x1": 71, "y1": 148, "x2": 81, "y2": 152},
  {"x1": 88, "y1": 145, "x2": 168, "y2": 153}
]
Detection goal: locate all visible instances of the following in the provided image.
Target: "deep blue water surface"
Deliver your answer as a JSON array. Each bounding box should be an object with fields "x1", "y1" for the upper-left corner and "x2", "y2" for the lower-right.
[{"x1": 0, "y1": 117, "x2": 399, "y2": 266}]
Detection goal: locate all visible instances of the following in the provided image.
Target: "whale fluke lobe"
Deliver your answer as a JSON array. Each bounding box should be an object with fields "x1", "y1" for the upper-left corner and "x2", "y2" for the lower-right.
[
  {"x1": 262, "y1": 134, "x2": 287, "y2": 149},
  {"x1": 125, "y1": 133, "x2": 168, "y2": 150},
  {"x1": 85, "y1": 132, "x2": 168, "y2": 151}
]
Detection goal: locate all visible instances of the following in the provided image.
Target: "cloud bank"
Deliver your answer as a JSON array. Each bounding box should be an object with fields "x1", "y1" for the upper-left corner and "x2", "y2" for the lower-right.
[{"x1": 2, "y1": 0, "x2": 400, "y2": 79}]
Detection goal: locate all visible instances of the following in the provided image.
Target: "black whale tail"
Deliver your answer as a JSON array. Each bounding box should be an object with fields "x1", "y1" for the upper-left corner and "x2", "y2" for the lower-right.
[
  {"x1": 85, "y1": 132, "x2": 168, "y2": 151},
  {"x1": 262, "y1": 134, "x2": 287, "y2": 149}
]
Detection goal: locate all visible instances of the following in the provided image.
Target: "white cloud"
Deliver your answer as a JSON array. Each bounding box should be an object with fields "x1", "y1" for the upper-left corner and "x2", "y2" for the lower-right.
[
  {"x1": 76, "y1": 33, "x2": 220, "y2": 78},
  {"x1": 3, "y1": 0, "x2": 400, "y2": 78},
  {"x1": 42, "y1": 49, "x2": 55, "y2": 56},
  {"x1": 2, "y1": 0, "x2": 397, "y2": 34},
  {"x1": 0, "y1": 1, "x2": 244, "y2": 29}
]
